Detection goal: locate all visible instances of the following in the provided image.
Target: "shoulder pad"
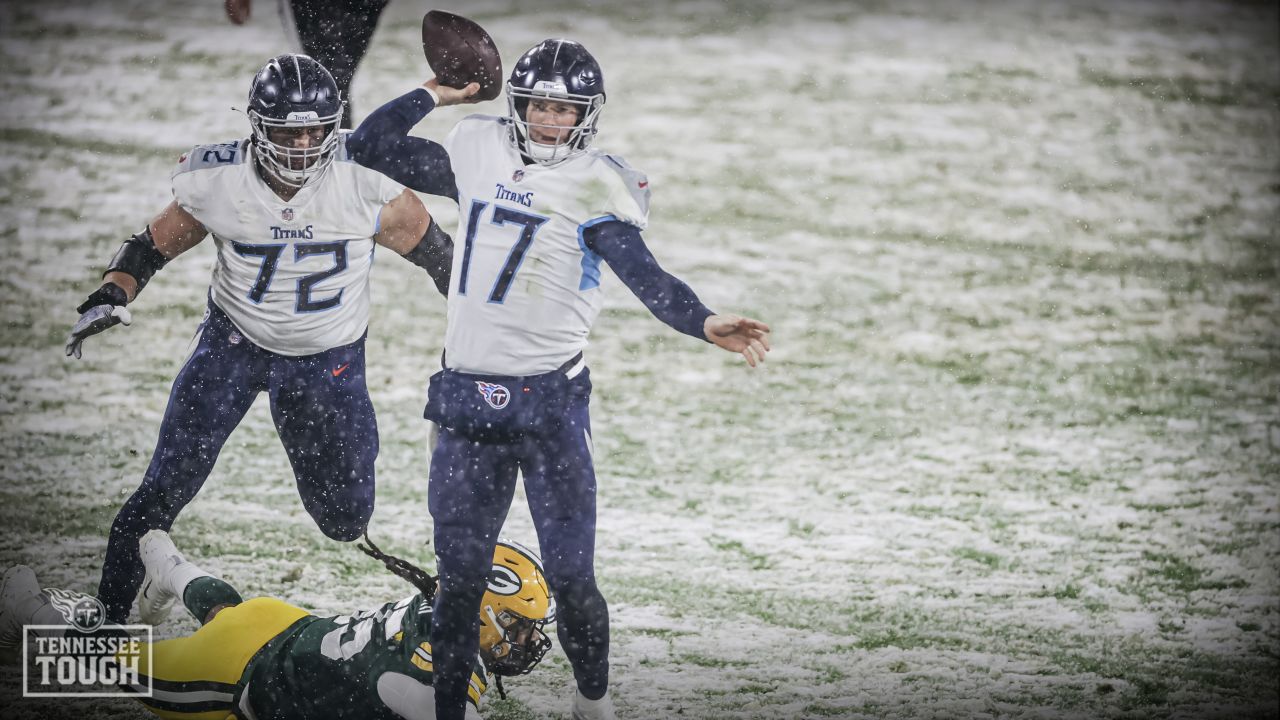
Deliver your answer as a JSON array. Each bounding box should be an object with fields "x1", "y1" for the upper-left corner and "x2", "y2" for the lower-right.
[
  {"x1": 600, "y1": 153, "x2": 650, "y2": 219},
  {"x1": 334, "y1": 130, "x2": 354, "y2": 163},
  {"x1": 461, "y1": 113, "x2": 508, "y2": 126},
  {"x1": 446, "y1": 114, "x2": 511, "y2": 155},
  {"x1": 172, "y1": 140, "x2": 249, "y2": 177}
]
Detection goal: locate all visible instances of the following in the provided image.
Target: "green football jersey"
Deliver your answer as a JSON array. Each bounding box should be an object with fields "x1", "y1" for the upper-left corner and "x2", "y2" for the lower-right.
[{"x1": 243, "y1": 593, "x2": 487, "y2": 719}]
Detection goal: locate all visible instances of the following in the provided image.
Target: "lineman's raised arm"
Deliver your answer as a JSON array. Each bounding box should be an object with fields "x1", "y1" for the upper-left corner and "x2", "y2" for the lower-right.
[{"x1": 374, "y1": 188, "x2": 453, "y2": 297}]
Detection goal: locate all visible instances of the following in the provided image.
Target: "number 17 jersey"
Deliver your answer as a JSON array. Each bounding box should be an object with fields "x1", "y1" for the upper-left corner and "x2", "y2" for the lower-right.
[{"x1": 441, "y1": 115, "x2": 651, "y2": 375}]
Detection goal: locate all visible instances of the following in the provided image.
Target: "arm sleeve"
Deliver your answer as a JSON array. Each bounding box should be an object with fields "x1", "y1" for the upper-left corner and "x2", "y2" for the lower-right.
[
  {"x1": 584, "y1": 220, "x2": 714, "y2": 342},
  {"x1": 347, "y1": 88, "x2": 459, "y2": 200}
]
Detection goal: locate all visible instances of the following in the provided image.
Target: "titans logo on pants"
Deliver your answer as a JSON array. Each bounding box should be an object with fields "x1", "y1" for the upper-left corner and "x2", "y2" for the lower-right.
[{"x1": 475, "y1": 381, "x2": 510, "y2": 409}]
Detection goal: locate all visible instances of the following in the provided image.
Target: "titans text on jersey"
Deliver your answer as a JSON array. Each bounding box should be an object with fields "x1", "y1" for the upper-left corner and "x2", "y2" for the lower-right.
[{"x1": 439, "y1": 114, "x2": 650, "y2": 375}]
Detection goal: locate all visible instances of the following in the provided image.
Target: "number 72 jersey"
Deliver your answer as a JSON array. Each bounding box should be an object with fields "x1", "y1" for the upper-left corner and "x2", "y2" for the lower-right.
[
  {"x1": 440, "y1": 115, "x2": 652, "y2": 376},
  {"x1": 170, "y1": 134, "x2": 406, "y2": 356}
]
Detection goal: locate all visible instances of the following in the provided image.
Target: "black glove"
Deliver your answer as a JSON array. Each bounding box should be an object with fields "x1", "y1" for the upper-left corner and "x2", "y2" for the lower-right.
[
  {"x1": 66, "y1": 283, "x2": 132, "y2": 359},
  {"x1": 75, "y1": 283, "x2": 129, "y2": 314}
]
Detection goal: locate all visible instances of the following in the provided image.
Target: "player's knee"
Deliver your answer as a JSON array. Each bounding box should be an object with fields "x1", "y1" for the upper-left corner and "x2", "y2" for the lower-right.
[
  {"x1": 315, "y1": 504, "x2": 372, "y2": 541},
  {"x1": 319, "y1": 517, "x2": 368, "y2": 542},
  {"x1": 547, "y1": 574, "x2": 604, "y2": 611}
]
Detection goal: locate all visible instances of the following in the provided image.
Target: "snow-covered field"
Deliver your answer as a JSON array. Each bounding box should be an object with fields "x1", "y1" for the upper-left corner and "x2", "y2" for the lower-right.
[{"x1": 1, "y1": 0, "x2": 1277, "y2": 718}]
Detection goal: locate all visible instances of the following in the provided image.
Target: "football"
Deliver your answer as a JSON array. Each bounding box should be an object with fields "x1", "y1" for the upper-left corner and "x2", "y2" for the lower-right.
[{"x1": 421, "y1": 10, "x2": 504, "y2": 102}]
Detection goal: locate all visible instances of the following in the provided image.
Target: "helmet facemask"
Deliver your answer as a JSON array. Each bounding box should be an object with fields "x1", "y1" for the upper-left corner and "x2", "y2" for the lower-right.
[
  {"x1": 249, "y1": 107, "x2": 343, "y2": 188},
  {"x1": 479, "y1": 605, "x2": 553, "y2": 676},
  {"x1": 507, "y1": 82, "x2": 603, "y2": 166}
]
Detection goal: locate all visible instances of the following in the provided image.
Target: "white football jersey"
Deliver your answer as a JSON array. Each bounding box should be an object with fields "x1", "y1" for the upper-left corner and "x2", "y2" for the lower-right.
[
  {"x1": 441, "y1": 115, "x2": 651, "y2": 375},
  {"x1": 170, "y1": 133, "x2": 405, "y2": 356}
]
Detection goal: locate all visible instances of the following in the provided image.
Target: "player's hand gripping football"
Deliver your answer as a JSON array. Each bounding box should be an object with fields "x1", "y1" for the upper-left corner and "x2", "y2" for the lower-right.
[
  {"x1": 704, "y1": 314, "x2": 771, "y2": 367},
  {"x1": 66, "y1": 283, "x2": 132, "y2": 359},
  {"x1": 423, "y1": 78, "x2": 482, "y2": 107}
]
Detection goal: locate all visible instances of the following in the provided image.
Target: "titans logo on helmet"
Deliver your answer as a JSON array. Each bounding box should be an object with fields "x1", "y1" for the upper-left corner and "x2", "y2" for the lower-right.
[{"x1": 475, "y1": 381, "x2": 510, "y2": 409}]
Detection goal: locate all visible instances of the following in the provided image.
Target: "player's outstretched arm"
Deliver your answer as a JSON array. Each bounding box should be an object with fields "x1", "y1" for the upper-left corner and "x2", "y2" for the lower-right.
[
  {"x1": 375, "y1": 189, "x2": 452, "y2": 296},
  {"x1": 704, "y1": 314, "x2": 771, "y2": 367},
  {"x1": 585, "y1": 220, "x2": 771, "y2": 367},
  {"x1": 66, "y1": 201, "x2": 207, "y2": 359}
]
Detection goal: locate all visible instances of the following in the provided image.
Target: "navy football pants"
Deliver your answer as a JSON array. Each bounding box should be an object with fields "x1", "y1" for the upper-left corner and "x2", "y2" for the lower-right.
[
  {"x1": 429, "y1": 369, "x2": 610, "y2": 719},
  {"x1": 97, "y1": 301, "x2": 378, "y2": 622}
]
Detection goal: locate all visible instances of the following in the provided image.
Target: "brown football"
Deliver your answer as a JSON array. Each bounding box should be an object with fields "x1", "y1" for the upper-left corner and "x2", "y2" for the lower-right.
[{"x1": 421, "y1": 10, "x2": 503, "y2": 102}]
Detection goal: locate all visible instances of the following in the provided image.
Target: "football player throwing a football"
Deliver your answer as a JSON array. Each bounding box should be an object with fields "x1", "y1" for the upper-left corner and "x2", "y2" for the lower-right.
[
  {"x1": 67, "y1": 54, "x2": 455, "y2": 625},
  {"x1": 1, "y1": 532, "x2": 553, "y2": 719},
  {"x1": 347, "y1": 40, "x2": 771, "y2": 720}
]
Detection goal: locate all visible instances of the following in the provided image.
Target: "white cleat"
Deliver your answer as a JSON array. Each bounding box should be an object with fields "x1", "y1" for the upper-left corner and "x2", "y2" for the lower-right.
[
  {"x1": 571, "y1": 689, "x2": 616, "y2": 720},
  {"x1": 137, "y1": 530, "x2": 185, "y2": 626},
  {"x1": 0, "y1": 565, "x2": 41, "y2": 650}
]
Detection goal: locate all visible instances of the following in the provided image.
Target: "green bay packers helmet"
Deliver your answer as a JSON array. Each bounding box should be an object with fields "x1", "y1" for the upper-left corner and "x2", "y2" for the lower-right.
[{"x1": 479, "y1": 540, "x2": 554, "y2": 676}]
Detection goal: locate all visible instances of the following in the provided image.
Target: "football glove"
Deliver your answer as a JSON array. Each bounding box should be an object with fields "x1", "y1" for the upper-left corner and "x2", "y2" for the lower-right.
[{"x1": 66, "y1": 283, "x2": 132, "y2": 359}]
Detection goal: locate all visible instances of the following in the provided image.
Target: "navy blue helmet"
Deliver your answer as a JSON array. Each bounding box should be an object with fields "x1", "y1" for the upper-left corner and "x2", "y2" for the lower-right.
[
  {"x1": 506, "y1": 40, "x2": 605, "y2": 165},
  {"x1": 247, "y1": 54, "x2": 344, "y2": 187}
]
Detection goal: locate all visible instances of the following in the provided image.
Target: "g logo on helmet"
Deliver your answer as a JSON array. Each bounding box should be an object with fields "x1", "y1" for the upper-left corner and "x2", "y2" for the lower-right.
[
  {"x1": 486, "y1": 565, "x2": 522, "y2": 596},
  {"x1": 476, "y1": 381, "x2": 510, "y2": 410}
]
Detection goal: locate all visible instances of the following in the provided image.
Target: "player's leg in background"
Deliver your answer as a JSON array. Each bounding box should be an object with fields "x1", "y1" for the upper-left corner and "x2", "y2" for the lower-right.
[
  {"x1": 280, "y1": 0, "x2": 390, "y2": 128},
  {"x1": 267, "y1": 335, "x2": 377, "y2": 543},
  {"x1": 521, "y1": 370, "x2": 612, "y2": 702},
  {"x1": 97, "y1": 303, "x2": 265, "y2": 624},
  {"x1": 0, "y1": 566, "x2": 73, "y2": 646},
  {"x1": 429, "y1": 429, "x2": 520, "y2": 720}
]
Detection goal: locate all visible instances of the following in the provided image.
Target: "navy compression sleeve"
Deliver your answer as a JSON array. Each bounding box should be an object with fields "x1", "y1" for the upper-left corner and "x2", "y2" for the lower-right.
[
  {"x1": 583, "y1": 220, "x2": 714, "y2": 341},
  {"x1": 347, "y1": 88, "x2": 458, "y2": 200}
]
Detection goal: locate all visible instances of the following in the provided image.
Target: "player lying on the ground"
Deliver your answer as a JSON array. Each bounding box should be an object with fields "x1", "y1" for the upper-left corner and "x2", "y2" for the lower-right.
[{"x1": 0, "y1": 531, "x2": 554, "y2": 719}]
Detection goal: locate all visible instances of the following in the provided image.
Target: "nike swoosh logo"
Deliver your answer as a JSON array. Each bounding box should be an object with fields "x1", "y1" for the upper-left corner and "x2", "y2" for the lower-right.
[{"x1": 332, "y1": 363, "x2": 350, "y2": 377}]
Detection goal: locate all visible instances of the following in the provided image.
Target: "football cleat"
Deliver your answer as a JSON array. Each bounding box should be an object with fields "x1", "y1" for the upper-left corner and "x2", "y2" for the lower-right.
[
  {"x1": 0, "y1": 565, "x2": 41, "y2": 650},
  {"x1": 137, "y1": 530, "x2": 186, "y2": 626},
  {"x1": 571, "y1": 689, "x2": 616, "y2": 720}
]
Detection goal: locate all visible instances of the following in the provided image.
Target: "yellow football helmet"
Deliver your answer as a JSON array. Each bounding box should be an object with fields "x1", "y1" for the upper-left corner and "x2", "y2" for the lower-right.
[{"x1": 479, "y1": 540, "x2": 555, "y2": 676}]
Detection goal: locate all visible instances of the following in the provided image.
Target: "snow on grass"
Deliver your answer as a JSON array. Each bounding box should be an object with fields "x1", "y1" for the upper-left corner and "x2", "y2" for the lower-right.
[{"x1": 1, "y1": 0, "x2": 1277, "y2": 718}]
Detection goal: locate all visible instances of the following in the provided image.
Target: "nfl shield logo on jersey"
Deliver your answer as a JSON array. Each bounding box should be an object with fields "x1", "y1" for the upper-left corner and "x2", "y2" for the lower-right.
[
  {"x1": 281, "y1": 208, "x2": 294, "y2": 221},
  {"x1": 476, "y1": 381, "x2": 510, "y2": 410},
  {"x1": 511, "y1": 169, "x2": 524, "y2": 183}
]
